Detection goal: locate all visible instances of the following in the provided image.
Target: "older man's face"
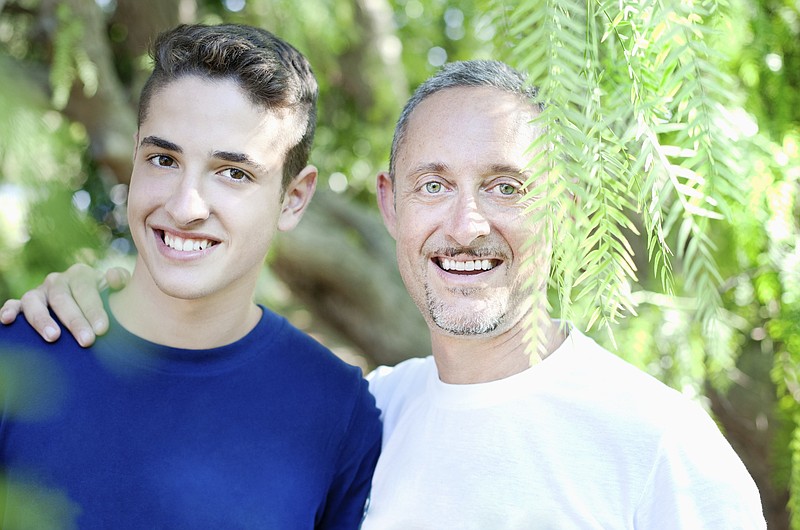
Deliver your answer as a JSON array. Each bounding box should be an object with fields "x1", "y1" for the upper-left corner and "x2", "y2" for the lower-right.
[{"x1": 378, "y1": 86, "x2": 548, "y2": 337}]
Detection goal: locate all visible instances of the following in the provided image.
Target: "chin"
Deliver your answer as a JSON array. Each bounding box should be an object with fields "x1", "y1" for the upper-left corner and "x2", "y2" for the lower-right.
[
  {"x1": 434, "y1": 320, "x2": 502, "y2": 336},
  {"x1": 152, "y1": 277, "x2": 215, "y2": 301},
  {"x1": 429, "y1": 306, "x2": 507, "y2": 336}
]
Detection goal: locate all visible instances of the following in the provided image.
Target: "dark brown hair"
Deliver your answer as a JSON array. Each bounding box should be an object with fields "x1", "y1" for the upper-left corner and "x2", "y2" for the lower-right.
[{"x1": 138, "y1": 24, "x2": 318, "y2": 189}]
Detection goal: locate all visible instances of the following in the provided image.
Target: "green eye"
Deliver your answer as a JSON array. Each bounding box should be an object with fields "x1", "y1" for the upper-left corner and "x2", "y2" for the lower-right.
[
  {"x1": 498, "y1": 183, "x2": 516, "y2": 195},
  {"x1": 424, "y1": 182, "x2": 442, "y2": 193}
]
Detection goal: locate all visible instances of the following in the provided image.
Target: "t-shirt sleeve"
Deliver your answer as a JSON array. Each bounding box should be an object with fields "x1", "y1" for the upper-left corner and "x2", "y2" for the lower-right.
[
  {"x1": 365, "y1": 365, "x2": 395, "y2": 415},
  {"x1": 633, "y1": 403, "x2": 766, "y2": 529},
  {"x1": 316, "y1": 376, "x2": 382, "y2": 529}
]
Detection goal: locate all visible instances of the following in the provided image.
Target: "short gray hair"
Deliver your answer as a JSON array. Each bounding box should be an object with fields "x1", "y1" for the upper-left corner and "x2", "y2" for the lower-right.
[{"x1": 389, "y1": 60, "x2": 543, "y2": 178}]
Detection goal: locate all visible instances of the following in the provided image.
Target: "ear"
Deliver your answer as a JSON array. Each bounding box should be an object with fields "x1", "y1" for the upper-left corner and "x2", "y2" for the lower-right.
[
  {"x1": 278, "y1": 165, "x2": 318, "y2": 232},
  {"x1": 376, "y1": 171, "x2": 397, "y2": 240}
]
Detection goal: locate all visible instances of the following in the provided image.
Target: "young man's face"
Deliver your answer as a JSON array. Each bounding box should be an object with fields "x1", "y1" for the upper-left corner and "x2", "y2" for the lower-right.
[
  {"x1": 378, "y1": 86, "x2": 547, "y2": 337},
  {"x1": 127, "y1": 75, "x2": 314, "y2": 303}
]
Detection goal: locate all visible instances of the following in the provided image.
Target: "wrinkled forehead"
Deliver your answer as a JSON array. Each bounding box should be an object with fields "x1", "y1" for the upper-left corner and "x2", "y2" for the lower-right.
[{"x1": 395, "y1": 86, "x2": 541, "y2": 174}]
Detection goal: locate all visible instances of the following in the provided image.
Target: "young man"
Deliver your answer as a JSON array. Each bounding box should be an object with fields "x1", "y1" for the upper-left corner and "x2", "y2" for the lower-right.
[
  {"x1": 0, "y1": 24, "x2": 381, "y2": 529},
  {"x1": 4, "y1": 61, "x2": 766, "y2": 528}
]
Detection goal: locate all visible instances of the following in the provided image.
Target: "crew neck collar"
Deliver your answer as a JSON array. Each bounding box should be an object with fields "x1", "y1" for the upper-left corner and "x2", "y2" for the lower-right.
[
  {"x1": 96, "y1": 293, "x2": 284, "y2": 376},
  {"x1": 427, "y1": 327, "x2": 580, "y2": 409}
]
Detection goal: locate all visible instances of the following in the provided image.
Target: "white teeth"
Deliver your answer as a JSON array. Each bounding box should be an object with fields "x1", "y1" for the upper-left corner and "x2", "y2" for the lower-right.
[
  {"x1": 164, "y1": 232, "x2": 211, "y2": 252},
  {"x1": 441, "y1": 258, "x2": 495, "y2": 271}
]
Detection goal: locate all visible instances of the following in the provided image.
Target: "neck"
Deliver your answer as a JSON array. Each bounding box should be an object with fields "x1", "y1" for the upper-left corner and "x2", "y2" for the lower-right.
[
  {"x1": 109, "y1": 261, "x2": 262, "y2": 349},
  {"x1": 431, "y1": 318, "x2": 566, "y2": 384}
]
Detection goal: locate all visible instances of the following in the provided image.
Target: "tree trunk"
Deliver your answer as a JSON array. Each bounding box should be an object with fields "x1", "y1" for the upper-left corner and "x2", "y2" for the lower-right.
[
  {"x1": 273, "y1": 190, "x2": 430, "y2": 368},
  {"x1": 708, "y1": 346, "x2": 791, "y2": 530},
  {"x1": 37, "y1": 0, "x2": 137, "y2": 184},
  {"x1": 338, "y1": 0, "x2": 408, "y2": 119},
  {"x1": 110, "y1": 0, "x2": 195, "y2": 100}
]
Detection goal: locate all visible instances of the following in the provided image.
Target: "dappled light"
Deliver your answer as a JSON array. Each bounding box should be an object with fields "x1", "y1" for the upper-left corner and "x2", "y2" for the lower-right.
[{"x1": 0, "y1": 0, "x2": 798, "y2": 527}]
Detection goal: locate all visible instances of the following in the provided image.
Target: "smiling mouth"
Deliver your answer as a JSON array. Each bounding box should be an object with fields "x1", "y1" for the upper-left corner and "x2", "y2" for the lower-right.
[
  {"x1": 157, "y1": 230, "x2": 220, "y2": 252},
  {"x1": 436, "y1": 257, "x2": 499, "y2": 273}
]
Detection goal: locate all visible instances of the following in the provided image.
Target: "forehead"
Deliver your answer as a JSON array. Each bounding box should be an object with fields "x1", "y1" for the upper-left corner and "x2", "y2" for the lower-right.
[
  {"x1": 395, "y1": 86, "x2": 539, "y2": 176},
  {"x1": 141, "y1": 75, "x2": 300, "y2": 156}
]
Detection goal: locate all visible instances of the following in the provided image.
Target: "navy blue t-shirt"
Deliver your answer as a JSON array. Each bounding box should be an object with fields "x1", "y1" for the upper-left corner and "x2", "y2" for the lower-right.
[{"x1": 0, "y1": 304, "x2": 381, "y2": 529}]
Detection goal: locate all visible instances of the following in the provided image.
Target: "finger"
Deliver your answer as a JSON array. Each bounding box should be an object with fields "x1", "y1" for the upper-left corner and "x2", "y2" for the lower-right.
[
  {"x1": 0, "y1": 299, "x2": 22, "y2": 324},
  {"x1": 69, "y1": 268, "x2": 112, "y2": 336},
  {"x1": 43, "y1": 271, "x2": 98, "y2": 348},
  {"x1": 104, "y1": 266, "x2": 131, "y2": 291},
  {"x1": 19, "y1": 288, "x2": 62, "y2": 343}
]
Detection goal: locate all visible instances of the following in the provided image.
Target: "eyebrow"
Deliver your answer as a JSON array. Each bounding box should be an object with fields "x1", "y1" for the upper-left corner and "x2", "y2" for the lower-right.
[
  {"x1": 212, "y1": 150, "x2": 270, "y2": 175},
  {"x1": 408, "y1": 162, "x2": 531, "y2": 178},
  {"x1": 488, "y1": 164, "x2": 532, "y2": 179},
  {"x1": 140, "y1": 136, "x2": 181, "y2": 153},
  {"x1": 139, "y1": 136, "x2": 270, "y2": 175},
  {"x1": 408, "y1": 162, "x2": 450, "y2": 176}
]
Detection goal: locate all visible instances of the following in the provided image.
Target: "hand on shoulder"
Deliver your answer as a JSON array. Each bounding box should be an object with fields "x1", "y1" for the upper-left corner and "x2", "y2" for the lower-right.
[{"x1": 0, "y1": 264, "x2": 129, "y2": 347}]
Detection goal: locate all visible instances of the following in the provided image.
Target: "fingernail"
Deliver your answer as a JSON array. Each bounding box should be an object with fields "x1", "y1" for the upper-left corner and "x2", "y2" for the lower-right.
[
  {"x1": 78, "y1": 331, "x2": 93, "y2": 346},
  {"x1": 44, "y1": 326, "x2": 58, "y2": 342}
]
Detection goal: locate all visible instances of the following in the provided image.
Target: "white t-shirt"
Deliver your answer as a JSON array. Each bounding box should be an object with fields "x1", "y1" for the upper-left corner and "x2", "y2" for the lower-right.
[{"x1": 362, "y1": 329, "x2": 765, "y2": 529}]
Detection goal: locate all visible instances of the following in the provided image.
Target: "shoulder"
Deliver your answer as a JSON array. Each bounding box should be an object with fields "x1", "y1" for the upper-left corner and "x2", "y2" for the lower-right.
[
  {"x1": 254, "y1": 306, "x2": 380, "y2": 419},
  {"x1": 1, "y1": 315, "x2": 55, "y2": 348},
  {"x1": 546, "y1": 330, "x2": 732, "y2": 451},
  {"x1": 0, "y1": 314, "x2": 84, "y2": 361},
  {"x1": 547, "y1": 330, "x2": 765, "y2": 526},
  {"x1": 0, "y1": 316, "x2": 84, "y2": 411},
  {"x1": 255, "y1": 307, "x2": 365, "y2": 383},
  {"x1": 367, "y1": 356, "x2": 433, "y2": 419},
  {"x1": 635, "y1": 402, "x2": 765, "y2": 527},
  {"x1": 563, "y1": 329, "x2": 694, "y2": 413}
]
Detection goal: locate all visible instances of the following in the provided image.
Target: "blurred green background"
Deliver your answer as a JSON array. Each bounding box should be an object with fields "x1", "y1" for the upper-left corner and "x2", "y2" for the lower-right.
[{"x1": 0, "y1": 0, "x2": 798, "y2": 527}]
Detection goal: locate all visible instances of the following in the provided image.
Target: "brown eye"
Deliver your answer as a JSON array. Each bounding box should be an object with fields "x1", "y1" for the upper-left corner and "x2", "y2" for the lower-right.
[
  {"x1": 149, "y1": 155, "x2": 175, "y2": 167},
  {"x1": 221, "y1": 167, "x2": 251, "y2": 182}
]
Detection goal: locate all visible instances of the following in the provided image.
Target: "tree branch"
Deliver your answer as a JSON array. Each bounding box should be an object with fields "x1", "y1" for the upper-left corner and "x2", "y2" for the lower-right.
[{"x1": 273, "y1": 190, "x2": 430, "y2": 367}]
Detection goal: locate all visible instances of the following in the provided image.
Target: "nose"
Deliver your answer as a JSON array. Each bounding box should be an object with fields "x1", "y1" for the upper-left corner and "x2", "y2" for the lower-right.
[
  {"x1": 164, "y1": 173, "x2": 210, "y2": 226},
  {"x1": 446, "y1": 192, "x2": 490, "y2": 246}
]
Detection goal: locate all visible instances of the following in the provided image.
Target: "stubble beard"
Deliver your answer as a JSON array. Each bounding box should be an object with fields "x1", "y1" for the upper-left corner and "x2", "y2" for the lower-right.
[{"x1": 425, "y1": 284, "x2": 510, "y2": 336}]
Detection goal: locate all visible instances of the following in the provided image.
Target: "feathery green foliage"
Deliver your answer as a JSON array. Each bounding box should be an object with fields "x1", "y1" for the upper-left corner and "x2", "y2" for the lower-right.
[
  {"x1": 491, "y1": 0, "x2": 799, "y2": 524},
  {"x1": 50, "y1": 4, "x2": 98, "y2": 110},
  {"x1": 0, "y1": 0, "x2": 796, "y2": 524},
  {"x1": 494, "y1": 0, "x2": 738, "y2": 338}
]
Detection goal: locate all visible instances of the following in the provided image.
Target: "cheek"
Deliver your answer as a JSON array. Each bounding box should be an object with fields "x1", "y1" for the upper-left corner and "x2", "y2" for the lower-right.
[
  {"x1": 395, "y1": 207, "x2": 439, "y2": 245},
  {"x1": 508, "y1": 224, "x2": 550, "y2": 270},
  {"x1": 393, "y1": 237, "x2": 419, "y2": 279},
  {"x1": 125, "y1": 184, "x2": 149, "y2": 219},
  {"x1": 128, "y1": 174, "x2": 169, "y2": 210},
  {"x1": 233, "y1": 198, "x2": 282, "y2": 245},
  {"x1": 395, "y1": 231, "x2": 425, "y2": 262}
]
